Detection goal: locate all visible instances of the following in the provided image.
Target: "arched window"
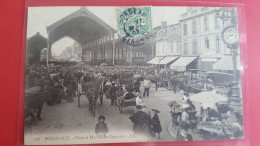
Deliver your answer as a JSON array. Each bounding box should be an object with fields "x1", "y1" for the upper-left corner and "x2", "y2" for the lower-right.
[{"x1": 192, "y1": 39, "x2": 198, "y2": 55}]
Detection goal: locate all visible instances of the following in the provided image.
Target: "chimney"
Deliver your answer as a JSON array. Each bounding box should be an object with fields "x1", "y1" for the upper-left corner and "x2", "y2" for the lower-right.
[{"x1": 161, "y1": 21, "x2": 167, "y2": 28}]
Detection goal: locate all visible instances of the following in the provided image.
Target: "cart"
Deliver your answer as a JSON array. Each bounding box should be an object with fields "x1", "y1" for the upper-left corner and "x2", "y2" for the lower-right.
[
  {"x1": 117, "y1": 95, "x2": 136, "y2": 114},
  {"x1": 78, "y1": 79, "x2": 101, "y2": 117}
]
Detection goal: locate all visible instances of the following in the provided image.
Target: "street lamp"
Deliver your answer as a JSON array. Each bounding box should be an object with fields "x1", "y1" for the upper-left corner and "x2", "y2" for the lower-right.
[
  {"x1": 217, "y1": 8, "x2": 241, "y2": 106},
  {"x1": 216, "y1": 7, "x2": 237, "y2": 25}
]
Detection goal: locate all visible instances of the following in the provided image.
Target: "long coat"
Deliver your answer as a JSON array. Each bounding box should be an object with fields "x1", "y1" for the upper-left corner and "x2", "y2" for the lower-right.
[
  {"x1": 151, "y1": 114, "x2": 162, "y2": 133},
  {"x1": 129, "y1": 111, "x2": 152, "y2": 136}
]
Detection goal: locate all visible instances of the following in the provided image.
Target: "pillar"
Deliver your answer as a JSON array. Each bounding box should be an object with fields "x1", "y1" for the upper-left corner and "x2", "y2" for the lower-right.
[{"x1": 112, "y1": 35, "x2": 115, "y2": 65}]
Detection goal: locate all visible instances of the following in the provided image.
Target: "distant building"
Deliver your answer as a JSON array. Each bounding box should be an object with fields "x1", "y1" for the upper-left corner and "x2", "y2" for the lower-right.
[
  {"x1": 147, "y1": 22, "x2": 181, "y2": 69},
  {"x1": 59, "y1": 42, "x2": 82, "y2": 61},
  {"x1": 40, "y1": 48, "x2": 47, "y2": 62},
  {"x1": 155, "y1": 22, "x2": 181, "y2": 56},
  {"x1": 26, "y1": 32, "x2": 47, "y2": 65}
]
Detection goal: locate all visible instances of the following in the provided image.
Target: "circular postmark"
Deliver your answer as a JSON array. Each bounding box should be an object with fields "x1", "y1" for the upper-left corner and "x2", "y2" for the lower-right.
[{"x1": 117, "y1": 7, "x2": 152, "y2": 46}]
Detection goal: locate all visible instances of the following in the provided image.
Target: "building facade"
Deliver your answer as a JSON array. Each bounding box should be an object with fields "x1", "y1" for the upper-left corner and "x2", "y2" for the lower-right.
[
  {"x1": 82, "y1": 33, "x2": 156, "y2": 66},
  {"x1": 148, "y1": 7, "x2": 239, "y2": 72},
  {"x1": 155, "y1": 22, "x2": 181, "y2": 57},
  {"x1": 147, "y1": 22, "x2": 181, "y2": 68},
  {"x1": 178, "y1": 7, "x2": 235, "y2": 71}
]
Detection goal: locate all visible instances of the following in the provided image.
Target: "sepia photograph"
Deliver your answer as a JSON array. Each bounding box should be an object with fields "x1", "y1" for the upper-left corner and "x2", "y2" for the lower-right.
[{"x1": 24, "y1": 6, "x2": 244, "y2": 145}]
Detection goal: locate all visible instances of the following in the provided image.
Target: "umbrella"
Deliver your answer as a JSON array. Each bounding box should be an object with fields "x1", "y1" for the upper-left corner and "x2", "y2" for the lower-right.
[{"x1": 189, "y1": 91, "x2": 228, "y2": 110}]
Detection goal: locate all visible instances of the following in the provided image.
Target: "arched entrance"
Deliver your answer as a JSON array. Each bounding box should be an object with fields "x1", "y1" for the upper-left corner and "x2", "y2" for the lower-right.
[{"x1": 46, "y1": 7, "x2": 116, "y2": 65}]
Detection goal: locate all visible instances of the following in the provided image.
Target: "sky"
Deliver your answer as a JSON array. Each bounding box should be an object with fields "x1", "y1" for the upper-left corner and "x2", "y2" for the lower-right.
[{"x1": 27, "y1": 6, "x2": 187, "y2": 56}]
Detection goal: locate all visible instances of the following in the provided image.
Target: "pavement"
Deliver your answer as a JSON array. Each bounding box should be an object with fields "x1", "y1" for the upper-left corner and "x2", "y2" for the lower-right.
[{"x1": 24, "y1": 85, "x2": 202, "y2": 144}]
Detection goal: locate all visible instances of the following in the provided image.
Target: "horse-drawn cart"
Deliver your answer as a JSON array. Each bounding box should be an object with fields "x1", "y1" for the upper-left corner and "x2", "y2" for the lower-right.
[
  {"x1": 78, "y1": 78, "x2": 102, "y2": 117},
  {"x1": 117, "y1": 96, "x2": 136, "y2": 114}
]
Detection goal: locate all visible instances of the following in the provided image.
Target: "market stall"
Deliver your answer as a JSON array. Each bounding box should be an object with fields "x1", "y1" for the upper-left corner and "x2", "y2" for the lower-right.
[{"x1": 188, "y1": 91, "x2": 237, "y2": 139}]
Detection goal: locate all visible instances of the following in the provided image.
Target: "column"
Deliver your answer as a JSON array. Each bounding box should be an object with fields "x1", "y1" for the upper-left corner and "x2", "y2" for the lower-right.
[
  {"x1": 46, "y1": 39, "x2": 51, "y2": 67},
  {"x1": 112, "y1": 35, "x2": 115, "y2": 65}
]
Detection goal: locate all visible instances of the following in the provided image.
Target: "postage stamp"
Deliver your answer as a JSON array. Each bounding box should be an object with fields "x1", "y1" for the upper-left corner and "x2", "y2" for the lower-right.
[{"x1": 116, "y1": 6, "x2": 152, "y2": 46}]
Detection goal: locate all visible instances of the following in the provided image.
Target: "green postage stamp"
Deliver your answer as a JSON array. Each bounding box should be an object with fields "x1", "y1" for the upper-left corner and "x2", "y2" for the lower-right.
[{"x1": 116, "y1": 6, "x2": 152, "y2": 46}]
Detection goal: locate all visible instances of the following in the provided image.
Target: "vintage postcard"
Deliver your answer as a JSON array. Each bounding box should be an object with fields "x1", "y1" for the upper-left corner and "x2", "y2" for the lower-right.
[{"x1": 24, "y1": 6, "x2": 244, "y2": 145}]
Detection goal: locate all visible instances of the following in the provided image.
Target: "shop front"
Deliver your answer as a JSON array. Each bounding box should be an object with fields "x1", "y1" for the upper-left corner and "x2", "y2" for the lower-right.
[
  {"x1": 159, "y1": 56, "x2": 179, "y2": 69},
  {"x1": 170, "y1": 56, "x2": 198, "y2": 72}
]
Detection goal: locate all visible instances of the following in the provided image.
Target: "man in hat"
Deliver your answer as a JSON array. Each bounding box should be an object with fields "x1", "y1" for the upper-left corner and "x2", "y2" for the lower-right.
[
  {"x1": 129, "y1": 105, "x2": 152, "y2": 138},
  {"x1": 110, "y1": 83, "x2": 118, "y2": 106},
  {"x1": 151, "y1": 109, "x2": 162, "y2": 139}
]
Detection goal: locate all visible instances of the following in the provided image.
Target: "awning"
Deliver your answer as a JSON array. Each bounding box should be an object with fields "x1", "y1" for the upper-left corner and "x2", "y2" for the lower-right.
[
  {"x1": 170, "y1": 57, "x2": 197, "y2": 71},
  {"x1": 159, "y1": 56, "x2": 179, "y2": 65},
  {"x1": 189, "y1": 91, "x2": 228, "y2": 110},
  {"x1": 213, "y1": 56, "x2": 241, "y2": 70},
  {"x1": 147, "y1": 56, "x2": 165, "y2": 64}
]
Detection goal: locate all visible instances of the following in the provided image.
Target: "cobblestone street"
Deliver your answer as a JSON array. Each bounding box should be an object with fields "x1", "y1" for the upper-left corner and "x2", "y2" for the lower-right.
[{"x1": 25, "y1": 86, "x2": 190, "y2": 144}]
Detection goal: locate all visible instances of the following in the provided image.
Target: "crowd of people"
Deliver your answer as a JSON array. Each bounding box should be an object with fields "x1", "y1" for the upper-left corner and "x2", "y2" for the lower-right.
[
  {"x1": 25, "y1": 63, "x2": 241, "y2": 141},
  {"x1": 25, "y1": 63, "x2": 166, "y2": 139}
]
